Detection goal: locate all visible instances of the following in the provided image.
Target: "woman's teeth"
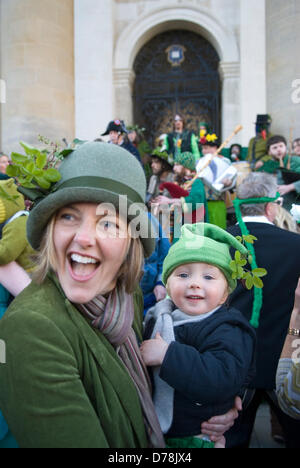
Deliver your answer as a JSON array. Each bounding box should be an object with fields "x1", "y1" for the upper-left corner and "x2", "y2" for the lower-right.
[
  {"x1": 70, "y1": 253, "x2": 98, "y2": 265},
  {"x1": 70, "y1": 254, "x2": 99, "y2": 277}
]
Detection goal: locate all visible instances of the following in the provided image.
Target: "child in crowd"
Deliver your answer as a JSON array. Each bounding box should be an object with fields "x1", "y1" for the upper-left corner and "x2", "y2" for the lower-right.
[
  {"x1": 256, "y1": 135, "x2": 300, "y2": 209},
  {"x1": 141, "y1": 223, "x2": 256, "y2": 448}
]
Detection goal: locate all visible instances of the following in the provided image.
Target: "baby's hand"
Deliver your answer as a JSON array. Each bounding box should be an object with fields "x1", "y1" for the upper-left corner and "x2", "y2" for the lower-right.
[{"x1": 140, "y1": 333, "x2": 169, "y2": 366}]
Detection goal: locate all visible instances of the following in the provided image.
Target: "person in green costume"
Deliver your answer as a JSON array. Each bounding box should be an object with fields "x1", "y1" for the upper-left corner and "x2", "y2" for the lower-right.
[
  {"x1": 247, "y1": 114, "x2": 273, "y2": 168},
  {"x1": 164, "y1": 114, "x2": 200, "y2": 164},
  {"x1": 257, "y1": 135, "x2": 300, "y2": 210}
]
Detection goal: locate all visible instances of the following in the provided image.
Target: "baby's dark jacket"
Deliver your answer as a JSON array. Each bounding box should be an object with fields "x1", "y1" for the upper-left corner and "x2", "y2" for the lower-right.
[{"x1": 144, "y1": 305, "x2": 257, "y2": 438}]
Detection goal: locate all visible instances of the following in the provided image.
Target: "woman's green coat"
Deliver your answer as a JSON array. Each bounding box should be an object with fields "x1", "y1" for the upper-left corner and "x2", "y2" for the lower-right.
[{"x1": 0, "y1": 274, "x2": 149, "y2": 448}]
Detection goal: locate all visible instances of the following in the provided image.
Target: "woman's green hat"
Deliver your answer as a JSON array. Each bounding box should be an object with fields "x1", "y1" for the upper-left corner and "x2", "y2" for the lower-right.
[
  {"x1": 162, "y1": 222, "x2": 248, "y2": 292},
  {"x1": 175, "y1": 152, "x2": 196, "y2": 171},
  {"x1": 27, "y1": 142, "x2": 155, "y2": 257}
]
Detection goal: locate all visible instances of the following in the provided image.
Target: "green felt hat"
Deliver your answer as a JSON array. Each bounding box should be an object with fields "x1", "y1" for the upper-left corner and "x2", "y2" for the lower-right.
[
  {"x1": 175, "y1": 151, "x2": 196, "y2": 171},
  {"x1": 27, "y1": 142, "x2": 155, "y2": 257},
  {"x1": 162, "y1": 223, "x2": 248, "y2": 292}
]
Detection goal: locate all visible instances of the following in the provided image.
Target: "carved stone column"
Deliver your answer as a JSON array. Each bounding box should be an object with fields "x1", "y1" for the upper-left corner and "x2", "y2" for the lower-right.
[
  {"x1": 219, "y1": 62, "x2": 241, "y2": 144},
  {"x1": 113, "y1": 69, "x2": 136, "y2": 126}
]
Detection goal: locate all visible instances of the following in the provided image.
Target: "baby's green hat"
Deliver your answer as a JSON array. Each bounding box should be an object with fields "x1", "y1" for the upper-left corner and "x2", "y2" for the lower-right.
[{"x1": 162, "y1": 222, "x2": 248, "y2": 292}]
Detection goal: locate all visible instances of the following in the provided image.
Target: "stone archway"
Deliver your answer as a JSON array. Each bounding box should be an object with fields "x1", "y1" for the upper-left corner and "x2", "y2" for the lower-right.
[
  {"x1": 133, "y1": 29, "x2": 221, "y2": 145},
  {"x1": 113, "y1": 5, "x2": 240, "y2": 142}
]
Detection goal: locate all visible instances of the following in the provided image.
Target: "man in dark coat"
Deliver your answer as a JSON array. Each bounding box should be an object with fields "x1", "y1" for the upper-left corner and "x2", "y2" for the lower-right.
[{"x1": 226, "y1": 172, "x2": 300, "y2": 448}]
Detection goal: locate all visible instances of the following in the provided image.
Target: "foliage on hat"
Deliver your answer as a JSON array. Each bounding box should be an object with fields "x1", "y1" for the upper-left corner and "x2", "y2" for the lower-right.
[
  {"x1": 230, "y1": 234, "x2": 267, "y2": 290},
  {"x1": 126, "y1": 124, "x2": 146, "y2": 136},
  {"x1": 6, "y1": 136, "x2": 74, "y2": 201},
  {"x1": 151, "y1": 148, "x2": 174, "y2": 166}
]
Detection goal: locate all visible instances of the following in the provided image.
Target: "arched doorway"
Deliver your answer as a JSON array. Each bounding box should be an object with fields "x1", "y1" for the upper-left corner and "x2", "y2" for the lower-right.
[{"x1": 133, "y1": 30, "x2": 220, "y2": 146}]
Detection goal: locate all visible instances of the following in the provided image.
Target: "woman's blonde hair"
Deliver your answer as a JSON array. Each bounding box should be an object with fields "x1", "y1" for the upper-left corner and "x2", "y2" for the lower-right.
[
  {"x1": 32, "y1": 213, "x2": 144, "y2": 295},
  {"x1": 274, "y1": 206, "x2": 299, "y2": 233}
]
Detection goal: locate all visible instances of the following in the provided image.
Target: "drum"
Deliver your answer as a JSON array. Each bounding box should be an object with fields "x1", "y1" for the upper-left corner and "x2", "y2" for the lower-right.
[{"x1": 232, "y1": 161, "x2": 251, "y2": 186}]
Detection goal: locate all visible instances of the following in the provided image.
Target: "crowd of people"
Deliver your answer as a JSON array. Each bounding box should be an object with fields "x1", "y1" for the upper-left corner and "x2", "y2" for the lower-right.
[{"x1": 0, "y1": 112, "x2": 299, "y2": 449}]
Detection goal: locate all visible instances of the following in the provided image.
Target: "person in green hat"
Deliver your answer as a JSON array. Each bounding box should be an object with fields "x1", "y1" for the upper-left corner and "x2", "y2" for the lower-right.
[
  {"x1": 146, "y1": 148, "x2": 175, "y2": 204},
  {"x1": 153, "y1": 151, "x2": 208, "y2": 218},
  {"x1": 0, "y1": 141, "x2": 166, "y2": 448},
  {"x1": 141, "y1": 222, "x2": 257, "y2": 448}
]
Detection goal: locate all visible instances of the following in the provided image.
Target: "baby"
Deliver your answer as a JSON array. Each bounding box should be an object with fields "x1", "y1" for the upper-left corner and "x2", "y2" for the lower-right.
[{"x1": 141, "y1": 223, "x2": 256, "y2": 448}]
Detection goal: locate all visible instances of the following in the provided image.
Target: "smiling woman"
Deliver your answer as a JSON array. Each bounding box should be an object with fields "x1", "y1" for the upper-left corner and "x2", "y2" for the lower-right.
[{"x1": 0, "y1": 142, "x2": 165, "y2": 448}]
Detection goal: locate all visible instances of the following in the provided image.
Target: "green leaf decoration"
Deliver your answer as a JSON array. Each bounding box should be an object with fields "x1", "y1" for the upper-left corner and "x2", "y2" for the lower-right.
[
  {"x1": 245, "y1": 275, "x2": 254, "y2": 290},
  {"x1": 11, "y1": 152, "x2": 28, "y2": 164},
  {"x1": 19, "y1": 141, "x2": 40, "y2": 157},
  {"x1": 35, "y1": 176, "x2": 51, "y2": 190},
  {"x1": 43, "y1": 168, "x2": 61, "y2": 183},
  {"x1": 7, "y1": 138, "x2": 70, "y2": 201},
  {"x1": 252, "y1": 276, "x2": 264, "y2": 289},
  {"x1": 252, "y1": 268, "x2": 267, "y2": 278},
  {"x1": 36, "y1": 152, "x2": 48, "y2": 169},
  {"x1": 6, "y1": 165, "x2": 21, "y2": 177},
  {"x1": 232, "y1": 235, "x2": 267, "y2": 291},
  {"x1": 242, "y1": 235, "x2": 258, "y2": 244}
]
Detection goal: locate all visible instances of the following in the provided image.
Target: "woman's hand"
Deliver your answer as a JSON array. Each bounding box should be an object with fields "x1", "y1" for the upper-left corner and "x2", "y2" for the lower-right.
[
  {"x1": 201, "y1": 396, "x2": 242, "y2": 444},
  {"x1": 140, "y1": 333, "x2": 169, "y2": 366}
]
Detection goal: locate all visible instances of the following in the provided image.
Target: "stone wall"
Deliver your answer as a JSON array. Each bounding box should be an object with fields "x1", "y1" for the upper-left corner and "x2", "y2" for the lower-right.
[
  {"x1": 266, "y1": 0, "x2": 300, "y2": 143},
  {"x1": 0, "y1": 0, "x2": 74, "y2": 155}
]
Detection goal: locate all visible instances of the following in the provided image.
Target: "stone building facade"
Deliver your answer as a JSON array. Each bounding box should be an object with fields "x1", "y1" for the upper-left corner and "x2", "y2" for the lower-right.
[{"x1": 0, "y1": 0, "x2": 299, "y2": 154}]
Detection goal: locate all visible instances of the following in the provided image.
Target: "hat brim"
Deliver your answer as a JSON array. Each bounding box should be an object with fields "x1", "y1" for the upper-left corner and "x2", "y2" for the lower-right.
[{"x1": 27, "y1": 187, "x2": 155, "y2": 258}]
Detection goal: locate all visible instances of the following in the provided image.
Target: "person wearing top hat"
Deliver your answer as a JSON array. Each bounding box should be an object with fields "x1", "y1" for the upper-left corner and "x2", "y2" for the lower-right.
[
  {"x1": 101, "y1": 119, "x2": 142, "y2": 165},
  {"x1": 163, "y1": 115, "x2": 200, "y2": 164},
  {"x1": 141, "y1": 223, "x2": 256, "y2": 448},
  {"x1": 247, "y1": 114, "x2": 273, "y2": 167}
]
